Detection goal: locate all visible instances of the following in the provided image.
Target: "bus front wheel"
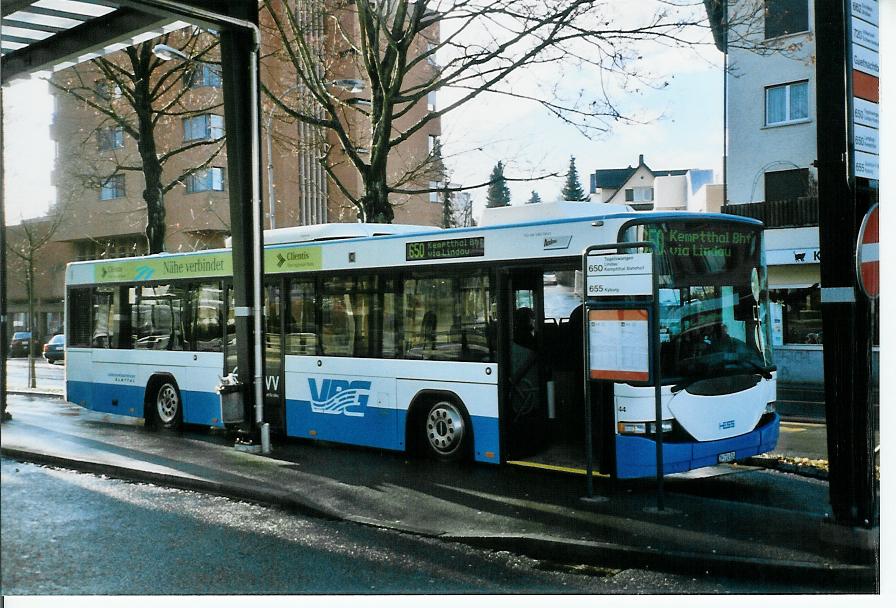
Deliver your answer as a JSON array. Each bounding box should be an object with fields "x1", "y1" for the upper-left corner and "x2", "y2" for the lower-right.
[
  {"x1": 421, "y1": 399, "x2": 469, "y2": 462},
  {"x1": 154, "y1": 381, "x2": 182, "y2": 430}
]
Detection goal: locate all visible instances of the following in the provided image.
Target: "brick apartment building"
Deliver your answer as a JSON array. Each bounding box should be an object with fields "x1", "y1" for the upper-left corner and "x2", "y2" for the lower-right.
[{"x1": 6, "y1": 3, "x2": 443, "y2": 339}]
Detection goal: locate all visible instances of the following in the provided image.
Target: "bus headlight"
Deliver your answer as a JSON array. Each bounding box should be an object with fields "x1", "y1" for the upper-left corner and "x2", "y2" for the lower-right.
[
  {"x1": 618, "y1": 420, "x2": 673, "y2": 435},
  {"x1": 618, "y1": 422, "x2": 647, "y2": 434},
  {"x1": 765, "y1": 401, "x2": 776, "y2": 414}
]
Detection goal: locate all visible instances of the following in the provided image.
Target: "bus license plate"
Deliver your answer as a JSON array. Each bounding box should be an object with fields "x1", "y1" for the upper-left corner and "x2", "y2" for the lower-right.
[{"x1": 718, "y1": 451, "x2": 736, "y2": 464}]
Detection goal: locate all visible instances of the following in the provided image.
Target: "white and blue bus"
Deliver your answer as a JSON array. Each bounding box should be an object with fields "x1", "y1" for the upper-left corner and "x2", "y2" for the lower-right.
[{"x1": 64, "y1": 202, "x2": 779, "y2": 478}]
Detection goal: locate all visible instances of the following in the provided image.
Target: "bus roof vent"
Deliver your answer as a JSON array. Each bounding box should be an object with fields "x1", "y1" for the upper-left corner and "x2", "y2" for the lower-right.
[
  {"x1": 478, "y1": 200, "x2": 635, "y2": 226},
  {"x1": 225, "y1": 223, "x2": 438, "y2": 246}
]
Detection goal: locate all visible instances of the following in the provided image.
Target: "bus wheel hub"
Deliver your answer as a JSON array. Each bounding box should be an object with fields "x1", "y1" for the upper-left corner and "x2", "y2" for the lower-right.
[{"x1": 426, "y1": 402, "x2": 464, "y2": 453}]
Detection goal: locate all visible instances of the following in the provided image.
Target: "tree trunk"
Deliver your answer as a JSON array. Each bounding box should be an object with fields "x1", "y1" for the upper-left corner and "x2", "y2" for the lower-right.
[
  {"x1": 360, "y1": 142, "x2": 394, "y2": 223},
  {"x1": 131, "y1": 48, "x2": 166, "y2": 253},
  {"x1": 144, "y1": 184, "x2": 165, "y2": 253},
  {"x1": 26, "y1": 258, "x2": 36, "y2": 389},
  {"x1": 136, "y1": 125, "x2": 165, "y2": 253},
  {"x1": 361, "y1": 175, "x2": 394, "y2": 223}
]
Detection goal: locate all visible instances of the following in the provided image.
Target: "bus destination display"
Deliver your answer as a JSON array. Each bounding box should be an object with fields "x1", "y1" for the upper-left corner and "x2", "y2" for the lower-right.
[{"x1": 406, "y1": 237, "x2": 485, "y2": 261}]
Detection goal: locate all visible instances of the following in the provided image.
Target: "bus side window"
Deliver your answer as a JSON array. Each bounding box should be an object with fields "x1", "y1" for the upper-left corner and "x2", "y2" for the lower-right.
[
  {"x1": 193, "y1": 282, "x2": 223, "y2": 352},
  {"x1": 68, "y1": 288, "x2": 93, "y2": 347},
  {"x1": 285, "y1": 279, "x2": 317, "y2": 356},
  {"x1": 403, "y1": 271, "x2": 492, "y2": 363},
  {"x1": 321, "y1": 292, "x2": 354, "y2": 356},
  {"x1": 92, "y1": 288, "x2": 114, "y2": 348},
  {"x1": 133, "y1": 285, "x2": 185, "y2": 351},
  {"x1": 225, "y1": 283, "x2": 238, "y2": 373}
]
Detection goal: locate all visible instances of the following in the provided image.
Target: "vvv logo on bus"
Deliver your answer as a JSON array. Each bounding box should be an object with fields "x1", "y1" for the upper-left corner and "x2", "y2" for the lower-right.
[{"x1": 299, "y1": 378, "x2": 371, "y2": 417}]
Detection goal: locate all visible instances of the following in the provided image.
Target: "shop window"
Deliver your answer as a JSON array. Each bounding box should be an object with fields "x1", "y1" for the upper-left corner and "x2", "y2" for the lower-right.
[
  {"x1": 770, "y1": 287, "x2": 821, "y2": 344},
  {"x1": 770, "y1": 286, "x2": 879, "y2": 346}
]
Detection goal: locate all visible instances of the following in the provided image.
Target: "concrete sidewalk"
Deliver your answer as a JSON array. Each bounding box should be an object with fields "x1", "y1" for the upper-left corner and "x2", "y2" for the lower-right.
[{"x1": 0, "y1": 393, "x2": 879, "y2": 592}]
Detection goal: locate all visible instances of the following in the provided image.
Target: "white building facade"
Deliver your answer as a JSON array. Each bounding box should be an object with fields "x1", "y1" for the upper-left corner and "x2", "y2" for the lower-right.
[{"x1": 708, "y1": 0, "x2": 879, "y2": 395}]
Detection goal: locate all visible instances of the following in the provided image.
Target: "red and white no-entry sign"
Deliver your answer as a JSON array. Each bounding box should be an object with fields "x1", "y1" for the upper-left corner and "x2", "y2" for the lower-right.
[{"x1": 856, "y1": 203, "x2": 880, "y2": 299}]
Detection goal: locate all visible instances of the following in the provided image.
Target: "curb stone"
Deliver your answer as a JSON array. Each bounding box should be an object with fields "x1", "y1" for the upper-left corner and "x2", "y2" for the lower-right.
[
  {"x1": 6, "y1": 388, "x2": 65, "y2": 398},
  {"x1": 745, "y1": 456, "x2": 829, "y2": 480}
]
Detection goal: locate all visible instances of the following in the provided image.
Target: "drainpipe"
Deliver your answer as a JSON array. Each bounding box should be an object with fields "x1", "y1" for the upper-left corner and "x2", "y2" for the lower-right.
[{"x1": 146, "y1": 0, "x2": 269, "y2": 454}]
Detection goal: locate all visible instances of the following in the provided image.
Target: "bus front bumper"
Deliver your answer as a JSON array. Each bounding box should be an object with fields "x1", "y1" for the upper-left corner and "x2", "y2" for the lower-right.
[{"x1": 614, "y1": 413, "x2": 780, "y2": 479}]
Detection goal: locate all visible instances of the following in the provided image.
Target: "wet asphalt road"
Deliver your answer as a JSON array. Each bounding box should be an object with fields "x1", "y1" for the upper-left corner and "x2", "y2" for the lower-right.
[{"x1": 1, "y1": 457, "x2": 822, "y2": 595}]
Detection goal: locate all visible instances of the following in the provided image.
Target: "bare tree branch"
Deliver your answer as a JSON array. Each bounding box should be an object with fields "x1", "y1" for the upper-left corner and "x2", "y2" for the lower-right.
[
  {"x1": 51, "y1": 28, "x2": 223, "y2": 252},
  {"x1": 262, "y1": 0, "x2": 778, "y2": 223}
]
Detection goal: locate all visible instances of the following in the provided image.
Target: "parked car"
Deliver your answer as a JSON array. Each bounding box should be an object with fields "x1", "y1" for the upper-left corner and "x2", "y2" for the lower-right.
[
  {"x1": 43, "y1": 334, "x2": 65, "y2": 364},
  {"x1": 9, "y1": 331, "x2": 36, "y2": 357}
]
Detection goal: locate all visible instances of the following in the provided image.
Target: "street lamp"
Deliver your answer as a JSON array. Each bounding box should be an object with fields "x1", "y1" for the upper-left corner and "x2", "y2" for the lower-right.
[
  {"x1": 151, "y1": 43, "x2": 190, "y2": 62},
  {"x1": 330, "y1": 78, "x2": 365, "y2": 94}
]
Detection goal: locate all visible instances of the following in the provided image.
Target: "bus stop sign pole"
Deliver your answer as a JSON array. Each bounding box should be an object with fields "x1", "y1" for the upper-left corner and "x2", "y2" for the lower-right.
[{"x1": 582, "y1": 242, "x2": 663, "y2": 510}]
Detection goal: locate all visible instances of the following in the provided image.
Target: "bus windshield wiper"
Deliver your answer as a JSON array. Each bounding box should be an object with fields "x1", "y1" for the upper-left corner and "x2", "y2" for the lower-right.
[
  {"x1": 670, "y1": 364, "x2": 773, "y2": 394},
  {"x1": 736, "y1": 361, "x2": 774, "y2": 379}
]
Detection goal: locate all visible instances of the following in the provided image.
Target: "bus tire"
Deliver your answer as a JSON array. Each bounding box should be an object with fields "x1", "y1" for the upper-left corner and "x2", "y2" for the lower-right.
[
  {"x1": 420, "y1": 398, "x2": 470, "y2": 462},
  {"x1": 153, "y1": 379, "x2": 182, "y2": 430}
]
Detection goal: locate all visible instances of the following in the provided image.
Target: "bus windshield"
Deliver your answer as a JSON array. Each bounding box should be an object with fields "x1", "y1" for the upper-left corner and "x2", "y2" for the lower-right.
[{"x1": 621, "y1": 219, "x2": 775, "y2": 384}]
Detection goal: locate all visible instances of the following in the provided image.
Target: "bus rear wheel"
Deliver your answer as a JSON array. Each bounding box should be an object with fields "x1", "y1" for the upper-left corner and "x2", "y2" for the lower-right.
[
  {"x1": 154, "y1": 381, "x2": 182, "y2": 430},
  {"x1": 421, "y1": 399, "x2": 469, "y2": 461}
]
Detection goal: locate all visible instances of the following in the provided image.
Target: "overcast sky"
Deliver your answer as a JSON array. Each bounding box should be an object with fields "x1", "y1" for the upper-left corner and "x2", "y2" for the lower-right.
[
  {"x1": 3, "y1": 78, "x2": 56, "y2": 223},
  {"x1": 3, "y1": 63, "x2": 723, "y2": 224}
]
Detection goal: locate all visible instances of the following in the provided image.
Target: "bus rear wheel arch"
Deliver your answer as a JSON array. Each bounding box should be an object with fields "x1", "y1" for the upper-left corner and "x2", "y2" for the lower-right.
[
  {"x1": 408, "y1": 393, "x2": 472, "y2": 462},
  {"x1": 146, "y1": 375, "x2": 182, "y2": 430}
]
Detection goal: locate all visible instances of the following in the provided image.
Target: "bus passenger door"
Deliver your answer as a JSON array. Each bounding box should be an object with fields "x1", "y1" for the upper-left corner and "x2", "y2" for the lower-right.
[
  {"x1": 501, "y1": 269, "x2": 547, "y2": 458},
  {"x1": 263, "y1": 278, "x2": 286, "y2": 430}
]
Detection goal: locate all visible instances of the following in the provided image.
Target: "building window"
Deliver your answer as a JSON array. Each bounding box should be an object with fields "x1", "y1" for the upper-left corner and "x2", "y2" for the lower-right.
[
  {"x1": 97, "y1": 126, "x2": 125, "y2": 151},
  {"x1": 185, "y1": 63, "x2": 222, "y2": 89},
  {"x1": 183, "y1": 114, "x2": 224, "y2": 142},
  {"x1": 428, "y1": 135, "x2": 439, "y2": 154},
  {"x1": 186, "y1": 167, "x2": 225, "y2": 193},
  {"x1": 94, "y1": 79, "x2": 122, "y2": 101},
  {"x1": 425, "y1": 41, "x2": 438, "y2": 65},
  {"x1": 624, "y1": 186, "x2": 654, "y2": 202},
  {"x1": 765, "y1": 168, "x2": 810, "y2": 201},
  {"x1": 770, "y1": 287, "x2": 822, "y2": 344},
  {"x1": 429, "y1": 181, "x2": 442, "y2": 203},
  {"x1": 764, "y1": 0, "x2": 809, "y2": 39},
  {"x1": 77, "y1": 237, "x2": 145, "y2": 261},
  {"x1": 99, "y1": 174, "x2": 125, "y2": 200},
  {"x1": 427, "y1": 90, "x2": 437, "y2": 112},
  {"x1": 765, "y1": 80, "x2": 809, "y2": 125}
]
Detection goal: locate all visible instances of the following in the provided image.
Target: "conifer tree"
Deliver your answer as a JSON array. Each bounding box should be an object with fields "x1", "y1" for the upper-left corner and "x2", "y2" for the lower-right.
[
  {"x1": 485, "y1": 161, "x2": 511, "y2": 208},
  {"x1": 561, "y1": 156, "x2": 587, "y2": 201},
  {"x1": 527, "y1": 191, "x2": 542, "y2": 204},
  {"x1": 441, "y1": 187, "x2": 457, "y2": 228}
]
